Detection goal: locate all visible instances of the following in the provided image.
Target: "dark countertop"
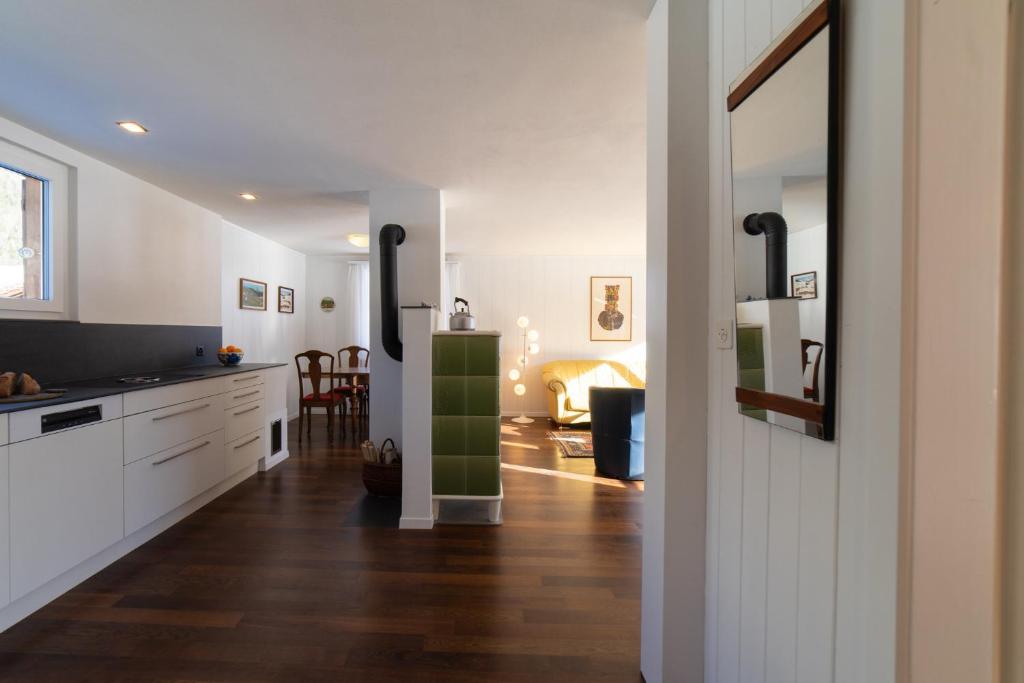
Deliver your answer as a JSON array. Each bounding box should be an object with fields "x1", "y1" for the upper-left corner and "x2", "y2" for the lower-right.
[{"x1": 0, "y1": 363, "x2": 287, "y2": 415}]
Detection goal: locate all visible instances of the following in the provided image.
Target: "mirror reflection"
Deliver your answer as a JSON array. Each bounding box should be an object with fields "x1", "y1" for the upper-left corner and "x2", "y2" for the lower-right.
[{"x1": 731, "y1": 29, "x2": 830, "y2": 437}]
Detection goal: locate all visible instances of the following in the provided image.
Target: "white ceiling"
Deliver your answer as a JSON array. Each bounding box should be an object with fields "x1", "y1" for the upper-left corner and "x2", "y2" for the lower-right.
[{"x1": 0, "y1": 0, "x2": 648, "y2": 256}]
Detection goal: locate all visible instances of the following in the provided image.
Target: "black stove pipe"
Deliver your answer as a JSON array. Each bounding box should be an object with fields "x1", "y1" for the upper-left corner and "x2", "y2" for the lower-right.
[
  {"x1": 379, "y1": 224, "x2": 407, "y2": 362},
  {"x1": 743, "y1": 212, "x2": 789, "y2": 299}
]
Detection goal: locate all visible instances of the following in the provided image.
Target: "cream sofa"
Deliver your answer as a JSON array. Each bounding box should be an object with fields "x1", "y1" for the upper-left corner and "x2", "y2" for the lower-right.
[{"x1": 541, "y1": 360, "x2": 646, "y2": 426}]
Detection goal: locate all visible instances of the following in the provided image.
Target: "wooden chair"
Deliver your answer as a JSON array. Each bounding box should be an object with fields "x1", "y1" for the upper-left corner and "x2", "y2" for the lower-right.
[
  {"x1": 801, "y1": 339, "x2": 824, "y2": 402},
  {"x1": 295, "y1": 350, "x2": 344, "y2": 443},
  {"x1": 336, "y1": 346, "x2": 370, "y2": 430}
]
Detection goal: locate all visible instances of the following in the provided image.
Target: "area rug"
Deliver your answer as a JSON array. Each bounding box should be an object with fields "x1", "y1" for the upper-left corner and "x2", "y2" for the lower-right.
[{"x1": 549, "y1": 430, "x2": 594, "y2": 458}]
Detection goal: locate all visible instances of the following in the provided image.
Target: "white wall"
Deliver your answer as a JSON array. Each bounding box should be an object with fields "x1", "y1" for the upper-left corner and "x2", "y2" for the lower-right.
[
  {"x1": 452, "y1": 253, "x2": 646, "y2": 415},
  {"x1": 2, "y1": 117, "x2": 314, "y2": 423},
  {"x1": 902, "y1": 1, "x2": 1011, "y2": 681},
  {"x1": 221, "y1": 221, "x2": 307, "y2": 418},
  {"x1": 368, "y1": 189, "x2": 445, "y2": 448},
  {"x1": 0, "y1": 114, "x2": 222, "y2": 326},
  {"x1": 1004, "y1": 3, "x2": 1024, "y2": 679},
  {"x1": 305, "y1": 255, "x2": 352, "y2": 355},
  {"x1": 643, "y1": 0, "x2": 710, "y2": 680},
  {"x1": 705, "y1": 4, "x2": 904, "y2": 683}
]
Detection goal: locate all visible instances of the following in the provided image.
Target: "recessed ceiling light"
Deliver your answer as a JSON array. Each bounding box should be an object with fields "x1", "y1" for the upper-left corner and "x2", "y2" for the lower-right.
[
  {"x1": 116, "y1": 120, "x2": 148, "y2": 134},
  {"x1": 239, "y1": 193, "x2": 258, "y2": 201},
  {"x1": 347, "y1": 233, "x2": 370, "y2": 248}
]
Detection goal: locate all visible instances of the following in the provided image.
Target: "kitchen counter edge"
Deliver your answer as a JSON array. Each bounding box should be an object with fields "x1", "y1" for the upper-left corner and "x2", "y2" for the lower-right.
[{"x1": 0, "y1": 363, "x2": 287, "y2": 415}]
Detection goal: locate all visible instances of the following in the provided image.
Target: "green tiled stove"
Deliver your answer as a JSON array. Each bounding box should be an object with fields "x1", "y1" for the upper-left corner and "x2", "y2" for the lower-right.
[
  {"x1": 431, "y1": 330, "x2": 503, "y2": 524},
  {"x1": 736, "y1": 324, "x2": 767, "y2": 421}
]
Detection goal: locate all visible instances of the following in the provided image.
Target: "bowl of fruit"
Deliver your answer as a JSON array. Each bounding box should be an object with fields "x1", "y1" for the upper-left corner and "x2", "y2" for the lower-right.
[{"x1": 217, "y1": 345, "x2": 245, "y2": 367}]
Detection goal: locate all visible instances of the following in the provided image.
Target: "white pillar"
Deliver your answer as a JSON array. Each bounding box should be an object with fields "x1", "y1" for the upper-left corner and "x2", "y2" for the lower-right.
[
  {"x1": 643, "y1": 1, "x2": 709, "y2": 681},
  {"x1": 368, "y1": 189, "x2": 445, "y2": 448},
  {"x1": 399, "y1": 306, "x2": 436, "y2": 529}
]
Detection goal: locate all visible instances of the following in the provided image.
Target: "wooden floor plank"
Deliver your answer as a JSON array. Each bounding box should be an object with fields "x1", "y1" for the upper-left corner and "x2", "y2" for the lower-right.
[{"x1": 0, "y1": 416, "x2": 643, "y2": 681}]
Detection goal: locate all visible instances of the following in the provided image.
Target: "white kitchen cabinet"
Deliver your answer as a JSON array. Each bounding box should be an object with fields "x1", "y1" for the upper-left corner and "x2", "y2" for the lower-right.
[
  {"x1": 122, "y1": 377, "x2": 225, "y2": 416},
  {"x1": 224, "y1": 371, "x2": 263, "y2": 392},
  {"x1": 9, "y1": 395, "x2": 122, "y2": 444},
  {"x1": 124, "y1": 430, "x2": 225, "y2": 535},
  {"x1": 10, "y1": 419, "x2": 124, "y2": 600},
  {"x1": 123, "y1": 394, "x2": 225, "y2": 465},
  {"x1": 225, "y1": 399, "x2": 265, "y2": 443},
  {"x1": 225, "y1": 428, "x2": 265, "y2": 475},
  {"x1": 0, "y1": 414, "x2": 8, "y2": 445},
  {"x1": 225, "y1": 383, "x2": 265, "y2": 409},
  {"x1": 0, "y1": 446, "x2": 9, "y2": 609}
]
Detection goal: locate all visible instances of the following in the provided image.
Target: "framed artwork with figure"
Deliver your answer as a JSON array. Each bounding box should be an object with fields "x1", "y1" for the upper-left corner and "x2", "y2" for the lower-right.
[{"x1": 590, "y1": 276, "x2": 632, "y2": 342}]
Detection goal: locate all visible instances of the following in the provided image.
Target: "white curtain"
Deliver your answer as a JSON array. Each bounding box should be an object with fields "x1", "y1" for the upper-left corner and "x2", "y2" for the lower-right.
[
  {"x1": 346, "y1": 261, "x2": 370, "y2": 350},
  {"x1": 442, "y1": 260, "x2": 463, "y2": 322}
]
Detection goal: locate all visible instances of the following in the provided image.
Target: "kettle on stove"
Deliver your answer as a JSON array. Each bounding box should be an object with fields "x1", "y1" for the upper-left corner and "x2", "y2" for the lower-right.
[{"x1": 449, "y1": 297, "x2": 477, "y2": 331}]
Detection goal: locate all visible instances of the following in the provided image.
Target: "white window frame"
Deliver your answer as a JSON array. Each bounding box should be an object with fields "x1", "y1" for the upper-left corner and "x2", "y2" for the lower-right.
[{"x1": 0, "y1": 138, "x2": 70, "y2": 319}]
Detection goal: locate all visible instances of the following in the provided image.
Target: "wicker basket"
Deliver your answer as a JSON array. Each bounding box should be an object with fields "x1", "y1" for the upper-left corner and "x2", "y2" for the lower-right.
[{"x1": 362, "y1": 461, "x2": 402, "y2": 497}]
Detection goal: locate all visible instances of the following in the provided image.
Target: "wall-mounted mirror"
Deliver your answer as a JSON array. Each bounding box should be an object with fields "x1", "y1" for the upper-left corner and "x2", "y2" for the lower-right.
[{"x1": 729, "y1": 0, "x2": 840, "y2": 440}]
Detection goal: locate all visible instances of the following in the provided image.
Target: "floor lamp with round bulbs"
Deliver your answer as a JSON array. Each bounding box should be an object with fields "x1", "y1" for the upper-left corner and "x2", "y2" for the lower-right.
[{"x1": 510, "y1": 316, "x2": 540, "y2": 424}]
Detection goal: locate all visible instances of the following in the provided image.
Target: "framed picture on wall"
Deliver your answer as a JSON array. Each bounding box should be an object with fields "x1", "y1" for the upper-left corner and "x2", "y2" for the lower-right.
[
  {"x1": 791, "y1": 271, "x2": 818, "y2": 299},
  {"x1": 590, "y1": 276, "x2": 632, "y2": 342},
  {"x1": 239, "y1": 278, "x2": 267, "y2": 311},
  {"x1": 278, "y1": 286, "x2": 295, "y2": 313}
]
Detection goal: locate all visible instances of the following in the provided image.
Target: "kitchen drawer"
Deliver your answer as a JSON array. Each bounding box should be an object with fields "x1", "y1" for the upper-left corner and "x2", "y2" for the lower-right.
[
  {"x1": 223, "y1": 371, "x2": 263, "y2": 392},
  {"x1": 225, "y1": 428, "x2": 265, "y2": 475},
  {"x1": 123, "y1": 377, "x2": 225, "y2": 416},
  {"x1": 225, "y1": 383, "x2": 265, "y2": 409},
  {"x1": 124, "y1": 393, "x2": 225, "y2": 465},
  {"x1": 9, "y1": 395, "x2": 123, "y2": 443},
  {"x1": 124, "y1": 430, "x2": 225, "y2": 535},
  {"x1": 0, "y1": 414, "x2": 7, "y2": 445},
  {"x1": 225, "y1": 399, "x2": 264, "y2": 443},
  {"x1": 10, "y1": 419, "x2": 124, "y2": 601}
]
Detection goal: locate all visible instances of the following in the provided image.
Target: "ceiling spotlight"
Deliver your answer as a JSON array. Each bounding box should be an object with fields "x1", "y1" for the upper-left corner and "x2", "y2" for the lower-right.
[
  {"x1": 239, "y1": 193, "x2": 258, "y2": 201},
  {"x1": 347, "y1": 233, "x2": 370, "y2": 248},
  {"x1": 116, "y1": 121, "x2": 148, "y2": 134}
]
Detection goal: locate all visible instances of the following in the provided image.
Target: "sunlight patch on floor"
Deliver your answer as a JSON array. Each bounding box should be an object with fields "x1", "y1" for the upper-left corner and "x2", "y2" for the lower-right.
[
  {"x1": 499, "y1": 440, "x2": 540, "y2": 450},
  {"x1": 500, "y1": 462, "x2": 644, "y2": 491}
]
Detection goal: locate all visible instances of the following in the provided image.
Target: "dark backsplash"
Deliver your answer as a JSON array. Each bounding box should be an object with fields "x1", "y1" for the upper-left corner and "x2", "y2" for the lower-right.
[{"x1": 0, "y1": 321, "x2": 222, "y2": 386}]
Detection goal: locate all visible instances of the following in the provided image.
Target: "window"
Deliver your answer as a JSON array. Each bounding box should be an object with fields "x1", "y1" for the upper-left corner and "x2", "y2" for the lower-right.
[
  {"x1": 0, "y1": 165, "x2": 45, "y2": 300},
  {"x1": 0, "y1": 139, "x2": 69, "y2": 317},
  {"x1": 346, "y1": 261, "x2": 370, "y2": 349}
]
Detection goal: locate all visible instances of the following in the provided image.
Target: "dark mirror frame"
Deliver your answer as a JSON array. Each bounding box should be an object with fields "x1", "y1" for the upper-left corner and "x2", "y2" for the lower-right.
[{"x1": 728, "y1": 0, "x2": 842, "y2": 441}]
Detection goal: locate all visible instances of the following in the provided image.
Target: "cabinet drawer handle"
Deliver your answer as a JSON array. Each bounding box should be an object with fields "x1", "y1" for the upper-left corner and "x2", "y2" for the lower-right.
[
  {"x1": 152, "y1": 440, "x2": 211, "y2": 466},
  {"x1": 233, "y1": 389, "x2": 260, "y2": 400},
  {"x1": 152, "y1": 402, "x2": 211, "y2": 421},
  {"x1": 233, "y1": 435, "x2": 261, "y2": 449},
  {"x1": 232, "y1": 405, "x2": 260, "y2": 416},
  {"x1": 232, "y1": 376, "x2": 258, "y2": 383}
]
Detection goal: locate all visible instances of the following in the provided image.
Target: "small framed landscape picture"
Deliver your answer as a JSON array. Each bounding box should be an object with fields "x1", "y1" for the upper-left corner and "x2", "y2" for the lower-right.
[
  {"x1": 791, "y1": 271, "x2": 818, "y2": 299},
  {"x1": 590, "y1": 276, "x2": 632, "y2": 342},
  {"x1": 278, "y1": 286, "x2": 295, "y2": 313},
  {"x1": 239, "y1": 278, "x2": 267, "y2": 311}
]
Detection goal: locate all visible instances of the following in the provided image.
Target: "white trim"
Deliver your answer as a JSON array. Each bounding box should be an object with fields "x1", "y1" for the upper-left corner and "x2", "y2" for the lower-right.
[
  {"x1": 260, "y1": 448, "x2": 289, "y2": 472},
  {"x1": 398, "y1": 516, "x2": 435, "y2": 530},
  {"x1": 0, "y1": 137, "x2": 71, "y2": 320}
]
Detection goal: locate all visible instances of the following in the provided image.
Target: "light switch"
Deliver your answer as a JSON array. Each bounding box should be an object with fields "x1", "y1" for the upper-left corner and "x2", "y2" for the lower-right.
[{"x1": 714, "y1": 320, "x2": 733, "y2": 350}]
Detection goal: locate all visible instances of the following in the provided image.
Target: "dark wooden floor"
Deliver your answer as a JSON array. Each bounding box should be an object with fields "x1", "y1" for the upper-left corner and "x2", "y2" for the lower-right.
[{"x1": 0, "y1": 416, "x2": 643, "y2": 682}]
